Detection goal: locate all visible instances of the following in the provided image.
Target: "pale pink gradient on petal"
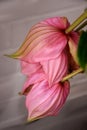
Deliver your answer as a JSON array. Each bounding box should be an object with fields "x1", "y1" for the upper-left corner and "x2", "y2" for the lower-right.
[
  {"x1": 22, "y1": 70, "x2": 45, "y2": 94},
  {"x1": 40, "y1": 17, "x2": 70, "y2": 29},
  {"x1": 26, "y1": 80, "x2": 70, "y2": 121},
  {"x1": 21, "y1": 31, "x2": 67, "y2": 62},
  {"x1": 11, "y1": 17, "x2": 69, "y2": 60},
  {"x1": 21, "y1": 61, "x2": 41, "y2": 76},
  {"x1": 11, "y1": 17, "x2": 80, "y2": 121},
  {"x1": 40, "y1": 52, "x2": 68, "y2": 86},
  {"x1": 68, "y1": 31, "x2": 80, "y2": 64}
]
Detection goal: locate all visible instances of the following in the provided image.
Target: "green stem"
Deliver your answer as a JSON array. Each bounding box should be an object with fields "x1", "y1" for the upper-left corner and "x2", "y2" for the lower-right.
[
  {"x1": 65, "y1": 10, "x2": 87, "y2": 33},
  {"x1": 61, "y1": 68, "x2": 83, "y2": 82},
  {"x1": 75, "y1": 20, "x2": 87, "y2": 31}
]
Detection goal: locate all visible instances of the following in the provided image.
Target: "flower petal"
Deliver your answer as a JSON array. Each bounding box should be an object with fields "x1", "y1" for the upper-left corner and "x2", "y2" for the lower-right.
[
  {"x1": 26, "y1": 80, "x2": 70, "y2": 121},
  {"x1": 40, "y1": 52, "x2": 68, "y2": 86},
  {"x1": 41, "y1": 17, "x2": 70, "y2": 29},
  {"x1": 21, "y1": 31, "x2": 67, "y2": 62},
  {"x1": 22, "y1": 70, "x2": 45, "y2": 94},
  {"x1": 68, "y1": 31, "x2": 80, "y2": 64},
  {"x1": 8, "y1": 17, "x2": 69, "y2": 60},
  {"x1": 21, "y1": 60, "x2": 41, "y2": 76}
]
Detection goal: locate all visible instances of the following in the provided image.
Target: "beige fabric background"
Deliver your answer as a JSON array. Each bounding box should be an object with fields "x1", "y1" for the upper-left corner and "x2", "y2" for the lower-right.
[{"x1": 0, "y1": 0, "x2": 87, "y2": 129}]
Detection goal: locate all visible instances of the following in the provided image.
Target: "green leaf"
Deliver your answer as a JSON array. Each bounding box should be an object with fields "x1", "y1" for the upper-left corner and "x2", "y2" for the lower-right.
[{"x1": 77, "y1": 31, "x2": 87, "y2": 69}]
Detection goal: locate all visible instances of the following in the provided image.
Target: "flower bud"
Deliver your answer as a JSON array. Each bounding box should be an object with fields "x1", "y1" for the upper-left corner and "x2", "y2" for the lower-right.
[{"x1": 26, "y1": 80, "x2": 70, "y2": 122}]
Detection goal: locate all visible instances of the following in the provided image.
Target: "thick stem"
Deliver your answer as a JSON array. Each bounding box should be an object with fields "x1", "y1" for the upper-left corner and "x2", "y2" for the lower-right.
[
  {"x1": 61, "y1": 68, "x2": 83, "y2": 82},
  {"x1": 75, "y1": 20, "x2": 87, "y2": 31},
  {"x1": 65, "y1": 10, "x2": 87, "y2": 33}
]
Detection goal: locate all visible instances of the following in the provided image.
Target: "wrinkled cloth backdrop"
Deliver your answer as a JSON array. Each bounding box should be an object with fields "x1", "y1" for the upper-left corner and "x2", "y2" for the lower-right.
[{"x1": 0, "y1": 0, "x2": 87, "y2": 130}]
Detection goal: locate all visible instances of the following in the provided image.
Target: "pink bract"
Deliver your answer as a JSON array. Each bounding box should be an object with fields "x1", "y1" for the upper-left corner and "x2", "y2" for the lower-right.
[
  {"x1": 26, "y1": 80, "x2": 70, "y2": 122},
  {"x1": 10, "y1": 17, "x2": 80, "y2": 121}
]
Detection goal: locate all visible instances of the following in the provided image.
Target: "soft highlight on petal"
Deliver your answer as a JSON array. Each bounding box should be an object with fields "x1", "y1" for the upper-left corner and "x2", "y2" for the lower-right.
[
  {"x1": 21, "y1": 61, "x2": 41, "y2": 76},
  {"x1": 68, "y1": 31, "x2": 80, "y2": 64},
  {"x1": 7, "y1": 17, "x2": 69, "y2": 59},
  {"x1": 22, "y1": 32, "x2": 67, "y2": 62},
  {"x1": 26, "y1": 80, "x2": 70, "y2": 121},
  {"x1": 7, "y1": 16, "x2": 80, "y2": 122},
  {"x1": 40, "y1": 17, "x2": 70, "y2": 29},
  {"x1": 40, "y1": 51, "x2": 68, "y2": 86},
  {"x1": 22, "y1": 70, "x2": 45, "y2": 94}
]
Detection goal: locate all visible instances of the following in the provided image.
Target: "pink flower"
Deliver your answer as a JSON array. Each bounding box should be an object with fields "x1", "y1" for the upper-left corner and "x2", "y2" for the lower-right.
[
  {"x1": 9, "y1": 17, "x2": 79, "y2": 121},
  {"x1": 26, "y1": 80, "x2": 70, "y2": 122},
  {"x1": 21, "y1": 51, "x2": 68, "y2": 92}
]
